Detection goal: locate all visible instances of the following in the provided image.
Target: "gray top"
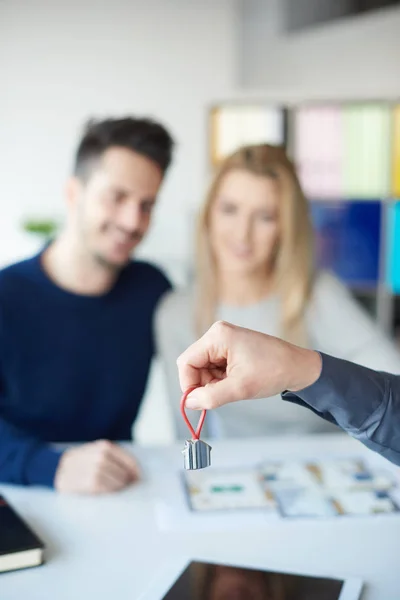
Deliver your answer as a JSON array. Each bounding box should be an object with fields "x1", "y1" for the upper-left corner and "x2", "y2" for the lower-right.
[
  {"x1": 284, "y1": 352, "x2": 400, "y2": 466},
  {"x1": 155, "y1": 272, "x2": 400, "y2": 440}
]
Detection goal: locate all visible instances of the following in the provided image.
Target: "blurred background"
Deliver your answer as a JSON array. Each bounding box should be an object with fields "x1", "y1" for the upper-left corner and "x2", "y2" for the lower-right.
[{"x1": 1, "y1": 0, "x2": 400, "y2": 442}]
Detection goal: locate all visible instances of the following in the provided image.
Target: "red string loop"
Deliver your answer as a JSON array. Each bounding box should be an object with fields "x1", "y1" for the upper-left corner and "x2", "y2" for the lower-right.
[{"x1": 180, "y1": 386, "x2": 207, "y2": 440}]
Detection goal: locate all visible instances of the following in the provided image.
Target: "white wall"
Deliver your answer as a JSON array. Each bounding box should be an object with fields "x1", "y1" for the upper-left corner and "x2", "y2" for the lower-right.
[
  {"x1": 0, "y1": 0, "x2": 236, "y2": 280},
  {"x1": 240, "y1": 0, "x2": 400, "y2": 99}
]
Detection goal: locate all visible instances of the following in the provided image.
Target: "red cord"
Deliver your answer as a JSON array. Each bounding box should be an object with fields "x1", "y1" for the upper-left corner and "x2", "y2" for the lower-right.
[{"x1": 180, "y1": 386, "x2": 207, "y2": 440}]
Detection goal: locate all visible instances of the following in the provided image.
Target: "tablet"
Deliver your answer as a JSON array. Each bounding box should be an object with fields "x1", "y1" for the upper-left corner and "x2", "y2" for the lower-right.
[{"x1": 138, "y1": 558, "x2": 363, "y2": 600}]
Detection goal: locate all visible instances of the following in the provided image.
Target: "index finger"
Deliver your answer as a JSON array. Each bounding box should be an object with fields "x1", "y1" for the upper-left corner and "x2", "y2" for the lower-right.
[
  {"x1": 176, "y1": 325, "x2": 228, "y2": 392},
  {"x1": 176, "y1": 340, "x2": 209, "y2": 392}
]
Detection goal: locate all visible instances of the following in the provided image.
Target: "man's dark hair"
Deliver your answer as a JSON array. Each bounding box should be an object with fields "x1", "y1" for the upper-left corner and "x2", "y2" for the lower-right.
[{"x1": 74, "y1": 117, "x2": 174, "y2": 181}]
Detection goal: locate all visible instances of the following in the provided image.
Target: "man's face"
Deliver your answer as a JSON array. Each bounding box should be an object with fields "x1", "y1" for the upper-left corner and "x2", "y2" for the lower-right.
[{"x1": 68, "y1": 147, "x2": 163, "y2": 268}]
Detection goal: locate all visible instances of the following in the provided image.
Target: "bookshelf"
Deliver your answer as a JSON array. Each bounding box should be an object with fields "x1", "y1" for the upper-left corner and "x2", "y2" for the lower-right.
[{"x1": 209, "y1": 100, "x2": 400, "y2": 339}]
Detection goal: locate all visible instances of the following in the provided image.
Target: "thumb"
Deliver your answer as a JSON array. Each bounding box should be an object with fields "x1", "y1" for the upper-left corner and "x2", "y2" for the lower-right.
[{"x1": 185, "y1": 377, "x2": 242, "y2": 411}]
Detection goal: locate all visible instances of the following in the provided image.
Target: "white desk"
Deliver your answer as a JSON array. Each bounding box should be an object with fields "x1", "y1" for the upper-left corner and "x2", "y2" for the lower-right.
[{"x1": 1, "y1": 434, "x2": 399, "y2": 600}]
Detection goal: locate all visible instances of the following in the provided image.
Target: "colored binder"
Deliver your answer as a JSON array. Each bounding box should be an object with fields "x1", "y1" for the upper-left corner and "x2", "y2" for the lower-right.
[
  {"x1": 386, "y1": 202, "x2": 400, "y2": 293},
  {"x1": 210, "y1": 104, "x2": 285, "y2": 166},
  {"x1": 294, "y1": 105, "x2": 343, "y2": 199},
  {"x1": 343, "y1": 104, "x2": 391, "y2": 198},
  {"x1": 311, "y1": 200, "x2": 382, "y2": 288},
  {"x1": 392, "y1": 106, "x2": 400, "y2": 196}
]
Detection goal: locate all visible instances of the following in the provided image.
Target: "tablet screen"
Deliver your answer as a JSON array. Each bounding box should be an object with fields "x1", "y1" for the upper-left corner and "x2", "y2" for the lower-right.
[{"x1": 161, "y1": 561, "x2": 344, "y2": 600}]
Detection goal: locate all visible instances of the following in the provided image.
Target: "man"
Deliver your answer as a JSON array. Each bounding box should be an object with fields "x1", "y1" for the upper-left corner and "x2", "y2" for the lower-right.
[
  {"x1": 0, "y1": 117, "x2": 174, "y2": 492},
  {"x1": 177, "y1": 321, "x2": 400, "y2": 466}
]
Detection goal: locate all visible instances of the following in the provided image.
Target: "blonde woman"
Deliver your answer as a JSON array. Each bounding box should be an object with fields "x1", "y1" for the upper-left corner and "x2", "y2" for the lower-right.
[{"x1": 156, "y1": 144, "x2": 400, "y2": 439}]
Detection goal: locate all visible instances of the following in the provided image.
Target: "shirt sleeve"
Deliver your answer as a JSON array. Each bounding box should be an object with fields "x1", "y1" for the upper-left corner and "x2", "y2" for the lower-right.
[
  {"x1": 0, "y1": 300, "x2": 63, "y2": 486},
  {"x1": 0, "y1": 417, "x2": 63, "y2": 486},
  {"x1": 282, "y1": 352, "x2": 400, "y2": 466}
]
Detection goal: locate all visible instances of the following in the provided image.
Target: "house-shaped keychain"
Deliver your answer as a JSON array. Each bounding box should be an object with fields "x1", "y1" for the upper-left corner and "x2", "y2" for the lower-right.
[
  {"x1": 182, "y1": 438, "x2": 212, "y2": 470},
  {"x1": 180, "y1": 387, "x2": 212, "y2": 470}
]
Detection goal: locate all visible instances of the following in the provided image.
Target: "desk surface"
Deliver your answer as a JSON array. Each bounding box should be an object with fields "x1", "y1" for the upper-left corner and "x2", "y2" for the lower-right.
[{"x1": 1, "y1": 434, "x2": 399, "y2": 600}]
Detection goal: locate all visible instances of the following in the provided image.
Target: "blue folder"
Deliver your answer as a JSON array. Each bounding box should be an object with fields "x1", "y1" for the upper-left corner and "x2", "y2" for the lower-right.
[
  {"x1": 386, "y1": 202, "x2": 400, "y2": 293},
  {"x1": 310, "y1": 200, "x2": 382, "y2": 289}
]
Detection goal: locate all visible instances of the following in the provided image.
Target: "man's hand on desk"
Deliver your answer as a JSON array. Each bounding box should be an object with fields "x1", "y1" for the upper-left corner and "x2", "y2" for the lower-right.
[{"x1": 54, "y1": 440, "x2": 140, "y2": 494}]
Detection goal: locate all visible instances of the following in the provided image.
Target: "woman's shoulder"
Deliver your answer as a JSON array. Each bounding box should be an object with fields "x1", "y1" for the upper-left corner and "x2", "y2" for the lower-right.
[
  {"x1": 307, "y1": 269, "x2": 373, "y2": 336},
  {"x1": 157, "y1": 286, "x2": 194, "y2": 314},
  {"x1": 155, "y1": 286, "x2": 195, "y2": 330},
  {"x1": 310, "y1": 270, "x2": 352, "y2": 304},
  {"x1": 307, "y1": 270, "x2": 362, "y2": 329}
]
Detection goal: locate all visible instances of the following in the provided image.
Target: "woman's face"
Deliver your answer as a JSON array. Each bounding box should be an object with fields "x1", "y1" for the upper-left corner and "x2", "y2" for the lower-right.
[{"x1": 209, "y1": 169, "x2": 280, "y2": 278}]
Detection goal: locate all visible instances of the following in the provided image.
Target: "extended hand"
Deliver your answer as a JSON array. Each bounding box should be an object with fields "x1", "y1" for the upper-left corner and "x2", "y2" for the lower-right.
[{"x1": 177, "y1": 321, "x2": 322, "y2": 410}]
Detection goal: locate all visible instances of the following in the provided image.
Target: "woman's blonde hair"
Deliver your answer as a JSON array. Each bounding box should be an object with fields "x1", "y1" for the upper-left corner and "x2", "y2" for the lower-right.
[{"x1": 195, "y1": 144, "x2": 314, "y2": 346}]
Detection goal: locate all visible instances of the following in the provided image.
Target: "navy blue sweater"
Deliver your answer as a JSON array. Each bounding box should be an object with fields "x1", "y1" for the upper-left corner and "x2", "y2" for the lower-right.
[{"x1": 0, "y1": 252, "x2": 171, "y2": 487}]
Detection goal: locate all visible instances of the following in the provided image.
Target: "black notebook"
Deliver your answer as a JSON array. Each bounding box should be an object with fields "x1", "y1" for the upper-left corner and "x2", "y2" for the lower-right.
[{"x1": 0, "y1": 495, "x2": 44, "y2": 574}]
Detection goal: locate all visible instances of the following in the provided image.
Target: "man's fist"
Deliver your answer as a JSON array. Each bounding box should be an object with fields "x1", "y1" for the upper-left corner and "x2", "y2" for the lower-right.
[
  {"x1": 54, "y1": 440, "x2": 140, "y2": 494},
  {"x1": 177, "y1": 321, "x2": 322, "y2": 410}
]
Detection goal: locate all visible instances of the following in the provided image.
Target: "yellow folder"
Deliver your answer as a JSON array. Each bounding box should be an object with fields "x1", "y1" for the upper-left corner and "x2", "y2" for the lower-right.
[{"x1": 392, "y1": 105, "x2": 400, "y2": 197}]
